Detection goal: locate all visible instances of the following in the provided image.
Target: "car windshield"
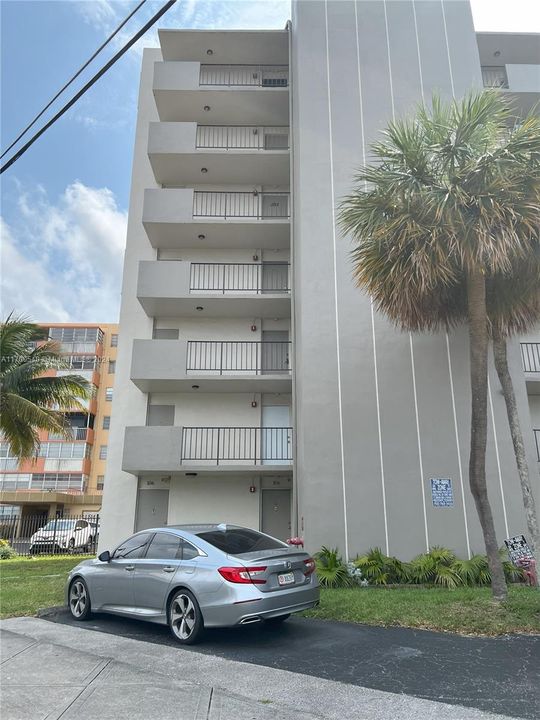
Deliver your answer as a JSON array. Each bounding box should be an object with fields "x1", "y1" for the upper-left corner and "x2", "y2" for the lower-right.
[
  {"x1": 198, "y1": 528, "x2": 286, "y2": 555},
  {"x1": 42, "y1": 520, "x2": 76, "y2": 531}
]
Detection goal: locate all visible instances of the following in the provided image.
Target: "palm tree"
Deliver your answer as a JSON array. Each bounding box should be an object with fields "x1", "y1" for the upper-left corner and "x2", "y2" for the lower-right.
[
  {"x1": 339, "y1": 91, "x2": 540, "y2": 601},
  {"x1": 488, "y1": 267, "x2": 540, "y2": 564},
  {"x1": 1, "y1": 315, "x2": 90, "y2": 459}
]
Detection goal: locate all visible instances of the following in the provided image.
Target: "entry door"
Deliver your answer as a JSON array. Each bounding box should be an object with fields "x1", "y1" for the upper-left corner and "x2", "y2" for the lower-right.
[
  {"x1": 261, "y1": 331, "x2": 289, "y2": 374},
  {"x1": 261, "y1": 405, "x2": 291, "y2": 465},
  {"x1": 262, "y1": 490, "x2": 291, "y2": 540},
  {"x1": 261, "y1": 262, "x2": 289, "y2": 293},
  {"x1": 135, "y1": 489, "x2": 169, "y2": 531},
  {"x1": 261, "y1": 194, "x2": 288, "y2": 218}
]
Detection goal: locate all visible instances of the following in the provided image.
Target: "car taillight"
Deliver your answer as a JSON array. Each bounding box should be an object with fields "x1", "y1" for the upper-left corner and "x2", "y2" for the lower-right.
[
  {"x1": 218, "y1": 566, "x2": 267, "y2": 584},
  {"x1": 304, "y1": 558, "x2": 315, "y2": 576}
]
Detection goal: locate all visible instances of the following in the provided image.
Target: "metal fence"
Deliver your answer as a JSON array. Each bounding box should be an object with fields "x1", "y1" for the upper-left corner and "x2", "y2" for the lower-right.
[
  {"x1": 181, "y1": 427, "x2": 293, "y2": 465},
  {"x1": 193, "y1": 191, "x2": 290, "y2": 219},
  {"x1": 521, "y1": 342, "x2": 540, "y2": 372},
  {"x1": 0, "y1": 513, "x2": 100, "y2": 557},
  {"x1": 190, "y1": 262, "x2": 290, "y2": 293},
  {"x1": 187, "y1": 341, "x2": 291, "y2": 374},
  {"x1": 199, "y1": 64, "x2": 289, "y2": 87},
  {"x1": 196, "y1": 125, "x2": 289, "y2": 150},
  {"x1": 481, "y1": 66, "x2": 508, "y2": 88}
]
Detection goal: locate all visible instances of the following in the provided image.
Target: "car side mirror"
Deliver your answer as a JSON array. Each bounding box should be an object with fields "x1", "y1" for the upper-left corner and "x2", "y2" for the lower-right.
[{"x1": 98, "y1": 550, "x2": 111, "y2": 562}]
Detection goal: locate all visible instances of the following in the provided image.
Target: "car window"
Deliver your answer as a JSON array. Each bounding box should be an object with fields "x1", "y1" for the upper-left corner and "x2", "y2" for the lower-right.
[
  {"x1": 113, "y1": 533, "x2": 151, "y2": 559},
  {"x1": 75, "y1": 521, "x2": 87, "y2": 529},
  {"x1": 182, "y1": 540, "x2": 199, "y2": 560},
  {"x1": 145, "y1": 532, "x2": 182, "y2": 560},
  {"x1": 198, "y1": 528, "x2": 286, "y2": 555}
]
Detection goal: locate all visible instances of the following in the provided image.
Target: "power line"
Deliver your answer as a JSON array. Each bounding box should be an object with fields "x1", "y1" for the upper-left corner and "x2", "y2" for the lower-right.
[
  {"x1": 1, "y1": 0, "x2": 148, "y2": 160},
  {"x1": 0, "y1": 0, "x2": 177, "y2": 175}
]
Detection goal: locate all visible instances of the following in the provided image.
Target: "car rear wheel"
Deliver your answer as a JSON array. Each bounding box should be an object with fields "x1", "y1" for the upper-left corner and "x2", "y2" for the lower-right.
[
  {"x1": 168, "y1": 589, "x2": 204, "y2": 645},
  {"x1": 68, "y1": 538, "x2": 75, "y2": 554},
  {"x1": 264, "y1": 614, "x2": 290, "y2": 626},
  {"x1": 68, "y1": 578, "x2": 91, "y2": 620}
]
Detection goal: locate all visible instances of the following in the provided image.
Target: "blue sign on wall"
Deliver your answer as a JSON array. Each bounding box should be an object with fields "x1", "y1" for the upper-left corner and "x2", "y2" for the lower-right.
[{"x1": 430, "y1": 478, "x2": 454, "y2": 507}]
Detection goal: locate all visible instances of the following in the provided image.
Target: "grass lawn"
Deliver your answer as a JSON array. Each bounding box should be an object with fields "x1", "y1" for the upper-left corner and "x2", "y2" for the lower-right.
[
  {"x1": 0, "y1": 556, "x2": 87, "y2": 619},
  {"x1": 1, "y1": 557, "x2": 539, "y2": 636},
  {"x1": 304, "y1": 585, "x2": 540, "y2": 636}
]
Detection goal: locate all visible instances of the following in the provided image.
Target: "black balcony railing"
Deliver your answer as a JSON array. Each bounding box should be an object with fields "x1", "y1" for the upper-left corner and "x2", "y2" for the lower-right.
[
  {"x1": 521, "y1": 343, "x2": 540, "y2": 372},
  {"x1": 187, "y1": 341, "x2": 291, "y2": 374},
  {"x1": 181, "y1": 427, "x2": 293, "y2": 465},
  {"x1": 190, "y1": 262, "x2": 290, "y2": 294},
  {"x1": 193, "y1": 191, "x2": 289, "y2": 219},
  {"x1": 199, "y1": 64, "x2": 289, "y2": 87},
  {"x1": 534, "y1": 430, "x2": 540, "y2": 462},
  {"x1": 196, "y1": 125, "x2": 289, "y2": 150}
]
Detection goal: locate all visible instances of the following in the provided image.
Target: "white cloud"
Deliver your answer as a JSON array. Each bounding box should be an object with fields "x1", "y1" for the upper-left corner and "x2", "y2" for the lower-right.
[{"x1": 1, "y1": 182, "x2": 127, "y2": 323}]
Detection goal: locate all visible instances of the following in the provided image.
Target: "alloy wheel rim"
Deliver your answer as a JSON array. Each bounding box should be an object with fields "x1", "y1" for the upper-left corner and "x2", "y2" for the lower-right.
[
  {"x1": 69, "y1": 581, "x2": 87, "y2": 617},
  {"x1": 170, "y1": 594, "x2": 196, "y2": 639}
]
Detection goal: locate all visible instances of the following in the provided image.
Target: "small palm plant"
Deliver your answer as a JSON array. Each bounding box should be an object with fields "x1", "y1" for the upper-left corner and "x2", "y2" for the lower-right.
[
  {"x1": 354, "y1": 547, "x2": 405, "y2": 585},
  {"x1": 0, "y1": 315, "x2": 89, "y2": 459},
  {"x1": 314, "y1": 546, "x2": 354, "y2": 588}
]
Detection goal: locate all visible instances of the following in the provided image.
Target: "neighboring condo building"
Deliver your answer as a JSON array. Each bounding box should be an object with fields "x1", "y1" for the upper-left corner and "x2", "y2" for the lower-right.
[
  {"x1": 99, "y1": 0, "x2": 540, "y2": 559},
  {"x1": 0, "y1": 323, "x2": 119, "y2": 522}
]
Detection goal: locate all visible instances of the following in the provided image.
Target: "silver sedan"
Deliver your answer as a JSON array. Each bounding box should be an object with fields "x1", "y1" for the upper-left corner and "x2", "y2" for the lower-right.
[{"x1": 66, "y1": 524, "x2": 319, "y2": 644}]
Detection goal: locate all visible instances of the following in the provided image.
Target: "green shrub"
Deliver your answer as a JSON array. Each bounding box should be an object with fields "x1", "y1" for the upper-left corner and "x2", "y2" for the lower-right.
[
  {"x1": 0, "y1": 539, "x2": 17, "y2": 560},
  {"x1": 314, "y1": 546, "x2": 354, "y2": 588},
  {"x1": 354, "y1": 547, "x2": 405, "y2": 585}
]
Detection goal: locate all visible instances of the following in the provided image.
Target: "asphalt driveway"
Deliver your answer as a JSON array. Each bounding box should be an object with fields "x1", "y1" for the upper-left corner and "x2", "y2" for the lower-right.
[{"x1": 41, "y1": 608, "x2": 539, "y2": 720}]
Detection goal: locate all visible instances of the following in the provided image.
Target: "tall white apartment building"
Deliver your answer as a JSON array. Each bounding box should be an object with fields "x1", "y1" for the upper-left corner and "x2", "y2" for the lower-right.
[{"x1": 100, "y1": 1, "x2": 540, "y2": 560}]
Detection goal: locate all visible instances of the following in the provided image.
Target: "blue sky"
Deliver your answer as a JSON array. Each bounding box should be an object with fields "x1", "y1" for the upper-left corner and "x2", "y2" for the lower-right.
[{"x1": 1, "y1": 0, "x2": 539, "y2": 323}]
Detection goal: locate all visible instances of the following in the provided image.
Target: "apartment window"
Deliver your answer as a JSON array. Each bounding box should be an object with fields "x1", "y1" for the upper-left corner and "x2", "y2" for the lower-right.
[
  {"x1": 108, "y1": 360, "x2": 116, "y2": 374},
  {"x1": 99, "y1": 445, "x2": 108, "y2": 460},
  {"x1": 105, "y1": 388, "x2": 113, "y2": 402},
  {"x1": 97, "y1": 475, "x2": 105, "y2": 491},
  {"x1": 102, "y1": 416, "x2": 111, "y2": 430},
  {"x1": 111, "y1": 334, "x2": 118, "y2": 347}
]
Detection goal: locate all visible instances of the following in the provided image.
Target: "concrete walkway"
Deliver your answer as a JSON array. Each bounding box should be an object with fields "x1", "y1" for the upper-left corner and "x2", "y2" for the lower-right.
[{"x1": 0, "y1": 617, "x2": 520, "y2": 720}]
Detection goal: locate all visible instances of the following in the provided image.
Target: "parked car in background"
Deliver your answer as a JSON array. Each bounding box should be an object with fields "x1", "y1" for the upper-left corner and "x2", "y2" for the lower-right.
[
  {"x1": 29, "y1": 518, "x2": 97, "y2": 554},
  {"x1": 66, "y1": 524, "x2": 319, "y2": 644}
]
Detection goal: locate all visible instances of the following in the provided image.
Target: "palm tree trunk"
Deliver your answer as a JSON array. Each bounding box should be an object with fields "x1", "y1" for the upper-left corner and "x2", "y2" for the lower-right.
[
  {"x1": 492, "y1": 327, "x2": 539, "y2": 574},
  {"x1": 467, "y1": 269, "x2": 507, "y2": 601}
]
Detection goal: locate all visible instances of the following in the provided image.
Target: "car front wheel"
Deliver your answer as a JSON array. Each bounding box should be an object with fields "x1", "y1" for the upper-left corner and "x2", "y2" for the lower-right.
[
  {"x1": 68, "y1": 578, "x2": 92, "y2": 620},
  {"x1": 168, "y1": 589, "x2": 204, "y2": 645}
]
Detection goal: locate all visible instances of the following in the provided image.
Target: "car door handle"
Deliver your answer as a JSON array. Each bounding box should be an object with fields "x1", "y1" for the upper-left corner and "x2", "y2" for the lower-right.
[
  {"x1": 163, "y1": 566, "x2": 175, "y2": 573},
  {"x1": 124, "y1": 565, "x2": 135, "y2": 571}
]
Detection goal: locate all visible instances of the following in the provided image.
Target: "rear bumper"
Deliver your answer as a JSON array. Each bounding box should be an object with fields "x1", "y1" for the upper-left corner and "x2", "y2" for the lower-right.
[{"x1": 201, "y1": 585, "x2": 320, "y2": 628}]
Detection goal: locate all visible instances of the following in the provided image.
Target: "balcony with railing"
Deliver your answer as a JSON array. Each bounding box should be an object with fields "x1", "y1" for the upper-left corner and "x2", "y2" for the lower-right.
[
  {"x1": 520, "y1": 342, "x2": 540, "y2": 394},
  {"x1": 131, "y1": 339, "x2": 292, "y2": 393},
  {"x1": 137, "y1": 261, "x2": 291, "y2": 318},
  {"x1": 122, "y1": 425, "x2": 292, "y2": 475},
  {"x1": 153, "y1": 61, "x2": 289, "y2": 124},
  {"x1": 0, "y1": 473, "x2": 87, "y2": 494},
  {"x1": 148, "y1": 122, "x2": 289, "y2": 185},
  {"x1": 199, "y1": 64, "x2": 288, "y2": 87},
  {"x1": 142, "y1": 188, "x2": 290, "y2": 250},
  {"x1": 481, "y1": 66, "x2": 509, "y2": 88}
]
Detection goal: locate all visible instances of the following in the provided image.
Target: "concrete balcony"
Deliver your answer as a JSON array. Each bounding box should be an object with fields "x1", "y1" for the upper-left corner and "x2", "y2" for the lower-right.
[
  {"x1": 153, "y1": 61, "x2": 289, "y2": 124},
  {"x1": 122, "y1": 425, "x2": 293, "y2": 476},
  {"x1": 520, "y1": 342, "x2": 540, "y2": 395},
  {"x1": 481, "y1": 64, "x2": 540, "y2": 115},
  {"x1": 148, "y1": 123, "x2": 289, "y2": 186},
  {"x1": 137, "y1": 261, "x2": 291, "y2": 318},
  {"x1": 130, "y1": 339, "x2": 292, "y2": 393},
  {"x1": 142, "y1": 188, "x2": 290, "y2": 250}
]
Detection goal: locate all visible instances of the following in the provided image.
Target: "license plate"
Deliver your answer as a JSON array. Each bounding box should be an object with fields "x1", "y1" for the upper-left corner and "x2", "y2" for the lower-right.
[{"x1": 278, "y1": 572, "x2": 295, "y2": 586}]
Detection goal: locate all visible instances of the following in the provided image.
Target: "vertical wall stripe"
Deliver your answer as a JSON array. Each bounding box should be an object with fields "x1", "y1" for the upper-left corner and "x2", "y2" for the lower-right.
[
  {"x1": 384, "y1": 0, "x2": 429, "y2": 550},
  {"x1": 324, "y1": 0, "x2": 349, "y2": 559},
  {"x1": 440, "y1": 0, "x2": 456, "y2": 96},
  {"x1": 488, "y1": 377, "x2": 510, "y2": 537},
  {"x1": 411, "y1": 1, "x2": 425, "y2": 99},
  {"x1": 409, "y1": 336, "x2": 430, "y2": 551},
  {"x1": 446, "y1": 333, "x2": 472, "y2": 558},
  {"x1": 354, "y1": 0, "x2": 389, "y2": 555}
]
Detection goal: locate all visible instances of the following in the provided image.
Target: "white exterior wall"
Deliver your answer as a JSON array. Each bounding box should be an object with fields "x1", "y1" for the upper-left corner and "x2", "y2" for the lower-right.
[{"x1": 99, "y1": 49, "x2": 161, "y2": 551}]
